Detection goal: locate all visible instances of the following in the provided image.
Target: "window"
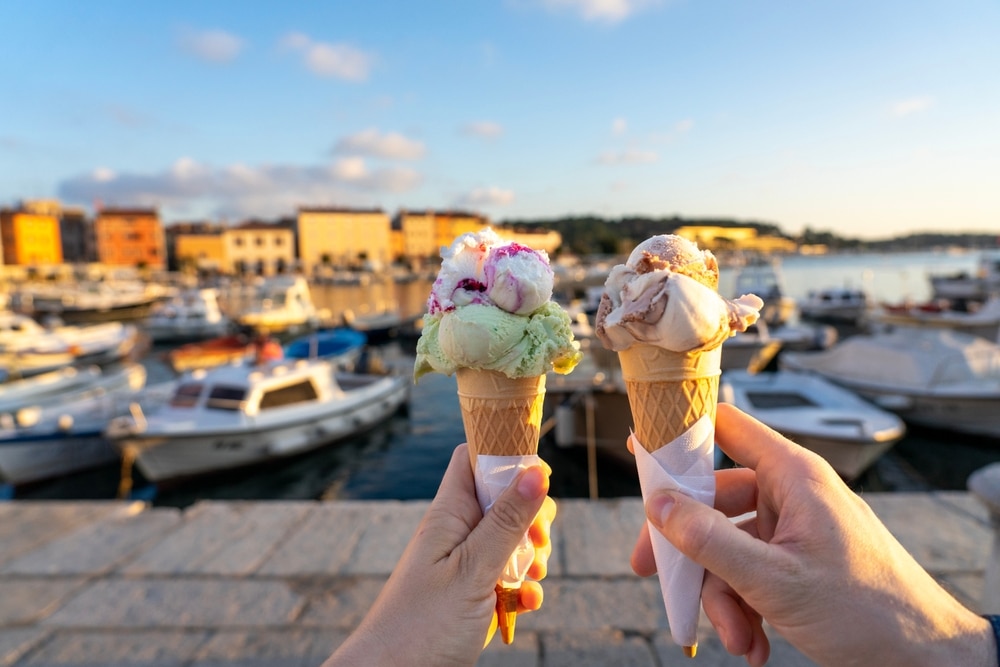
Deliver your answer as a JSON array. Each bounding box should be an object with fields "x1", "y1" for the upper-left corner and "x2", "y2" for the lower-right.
[
  {"x1": 206, "y1": 385, "x2": 247, "y2": 411},
  {"x1": 258, "y1": 380, "x2": 319, "y2": 410},
  {"x1": 170, "y1": 383, "x2": 204, "y2": 407}
]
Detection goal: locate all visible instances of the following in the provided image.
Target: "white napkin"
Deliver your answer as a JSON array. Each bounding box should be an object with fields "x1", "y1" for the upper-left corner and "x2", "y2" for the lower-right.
[
  {"x1": 631, "y1": 415, "x2": 716, "y2": 649},
  {"x1": 474, "y1": 454, "x2": 541, "y2": 587}
]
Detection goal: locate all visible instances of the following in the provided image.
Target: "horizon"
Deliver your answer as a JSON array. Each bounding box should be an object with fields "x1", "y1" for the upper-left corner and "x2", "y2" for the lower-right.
[{"x1": 2, "y1": 1, "x2": 998, "y2": 241}]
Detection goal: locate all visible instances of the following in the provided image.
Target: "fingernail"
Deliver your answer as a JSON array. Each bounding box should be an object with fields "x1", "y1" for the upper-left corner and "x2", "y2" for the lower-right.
[
  {"x1": 646, "y1": 493, "x2": 675, "y2": 527},
  {"x1": 517, "y1": 467, "x2": 547, "y2": 500}
]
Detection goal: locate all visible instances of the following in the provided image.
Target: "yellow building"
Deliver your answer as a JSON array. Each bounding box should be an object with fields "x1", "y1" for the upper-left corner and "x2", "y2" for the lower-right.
[
  {"x1": 174, "y1": 231, "x2": 227, "y2": 273},
  {"x1": 675, "y1": 225, "x2": 797, "y2": 254},
  {"x1": 496, "y1": 228, "x2": 562, "y2": 256},
  {"x1": 224, "y1": 222, "x2": 295, "y2": 276},
  {"x1": 297, "y1": 207, "x2": 391, "y2": 271},
  {"x1": 0, "y1": 208, "x2": 63, "y2": 266},
  {"x1": 394, "y1": 211, "x2": 439, "y2": 260},
  {"x1": 94, "y1": 208, "x2": 165, "y2": 269},
  {"x1": 433, "y1": 211, "x2": 491, "y2": 251}
]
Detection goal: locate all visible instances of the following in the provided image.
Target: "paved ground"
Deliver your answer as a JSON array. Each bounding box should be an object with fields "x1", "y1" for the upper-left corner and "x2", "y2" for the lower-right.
[{"x1": 0, "y1": 492, "x2": 991, "y2": 666}]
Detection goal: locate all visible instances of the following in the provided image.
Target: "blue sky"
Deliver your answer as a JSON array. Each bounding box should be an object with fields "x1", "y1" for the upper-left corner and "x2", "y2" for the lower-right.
[{"x1": 2, "y1": 0, "x2": 998, "y2": 239}]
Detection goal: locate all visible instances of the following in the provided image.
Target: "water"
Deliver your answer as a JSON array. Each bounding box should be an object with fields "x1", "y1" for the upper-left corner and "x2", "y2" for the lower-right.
[{"x1": 12, "y1": 249, "x2": 998, "y2": 505}]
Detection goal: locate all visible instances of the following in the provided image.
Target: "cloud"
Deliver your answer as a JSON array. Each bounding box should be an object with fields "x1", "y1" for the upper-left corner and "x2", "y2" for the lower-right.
[
  {"x1": 57, "y1": 157, "x2": 421, "y2": 220},
  {"x1": 611, "y1": 117, "x2": 628, "y2": 136},
  {"x1": 674, "y1": 118, "x2": 694, "y2": 133},
  {"x1": 177, "y1": 28, "x2": 244, "y2": 63},
  {"x1": 333, "y1": 128, "x2": 426, "y2": 160},
  {"x1": 454, "y1": 186, "x2": 515, "y2": 207},
  {"x1": 461, "y1": 121, "x2": 504, "y2": 139},
  {"x1": 541, "y1": 0, "x2": 662, "y2": 23},
  {"x1": 596, "y1": 148, "x2": 658, "y2": 164},
  {"x1": 281, "y1": 32, "x2": 373, "y2": 81},
  {"x1": 891, "y1": 96, "x2": 935, "y2": 117}
]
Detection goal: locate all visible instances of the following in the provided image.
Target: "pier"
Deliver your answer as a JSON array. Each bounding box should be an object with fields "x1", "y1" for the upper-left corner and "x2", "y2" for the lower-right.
[{"x1": 0, "y1": 493, "x2": 990, "y2": 666}]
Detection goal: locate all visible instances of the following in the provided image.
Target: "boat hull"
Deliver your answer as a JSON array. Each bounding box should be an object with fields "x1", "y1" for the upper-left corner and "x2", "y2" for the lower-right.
[
  {"x1": 0, "y1": 431, "x2": 117, "y2": 485},
  {"x1": 117, "y1": 378, "x2": 409, "y2": 483}
]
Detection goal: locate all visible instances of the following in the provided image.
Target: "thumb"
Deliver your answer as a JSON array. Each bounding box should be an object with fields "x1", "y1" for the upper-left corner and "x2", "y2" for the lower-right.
[
  {"x1": 462, "y1": 466, "x2": 548, "y2": 582},
  {"x1": 646, "y1": 490, "x2": 774, "y2": 592}
]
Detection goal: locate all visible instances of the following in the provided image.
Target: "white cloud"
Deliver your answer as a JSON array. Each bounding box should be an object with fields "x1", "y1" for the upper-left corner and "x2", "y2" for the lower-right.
[
  {"x1": 891, "y1": 96, "x2": 935, "y2": 117},
  {"x1": 334, "y1": 128, "x2": 426, "y2": 160},
  {"x1": 461, "y1": 121, "x2": 504, "y2": 139},
  {"x1": 455, "y1": 186, "x2": 515, "y2": 207},
  {"x1": 542, "y1": 0, "x2": 662, "y2": 23},
  {"x1": 58, "y1": 157, "x2": 422, "y2": 220},
  {"x1": 611, "y1": 117, "x2": 628, "y2": 135},
  {"x1": 178, "y1": 28, "x2": 244, "y2": 63},
  {"x1": 280, "y1": 32, "x2": 373, "y2": 81},
  {"x1": 597, "y1": 148, "x2": 658, "y2": 164},
  {"x1": 674, "y1": 118, "x2": 694, "y2": 133}
]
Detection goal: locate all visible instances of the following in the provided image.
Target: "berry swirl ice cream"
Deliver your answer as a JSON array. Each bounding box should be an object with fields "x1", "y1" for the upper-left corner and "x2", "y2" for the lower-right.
[{"x1": 415, "y1": 228, "x2": 581, "y2": 380}]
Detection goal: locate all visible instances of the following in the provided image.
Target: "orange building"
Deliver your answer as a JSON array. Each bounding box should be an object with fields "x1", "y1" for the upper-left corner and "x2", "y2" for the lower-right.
[
  {"x1": 0, "y1": 208, "x2": 63, "y2": 265},
  {"x1": 94, "y1": 208, "x2": 165, "y2": 269}
]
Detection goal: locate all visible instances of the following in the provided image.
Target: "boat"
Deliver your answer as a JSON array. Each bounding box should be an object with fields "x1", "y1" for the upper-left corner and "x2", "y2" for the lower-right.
[
  {"x1": 342, "y1": 306, "x2": 422, "y2": 343},
  {"x1": 798, "y1": 287, "x2": 871, "y2": 325},
  {"x1": 721, "y1": 321, "x2": 783, "y2": 373},
  {"x1": 731, "y1": 257, "x2": 797, "y2": 327},
  {"x1": 234, "y1": 275, "x2": 320, "y2": 334},
  {"x1": 105, "y1": 357, "x2": 410, "y2": 484},
  {"x1": 720, "y1": 369, "x2": 906, "y2": 480},
  {"x1": 143, "y1": 288, "x2": 231, "y2": 342},
  {"x1": 283, "y1": 328, "x2": 366, "y2": 368},
  {"x1": 930, "y1": 252, "x2": 1000, "y2": 303},
  {"x1": 0, "y1": 365, "x2": 104, "y2": 413},
  {"x1": 0, "y1": 364, "x2": 172, "y2": 485},
  {"x1": 0, "y1": 310, "x2": 141, "y2": 371},
  {"x1": 872, "y1": 296, "x2": 1000, "y2": 342},
  {"x1": 166, "y1": 333, "x2": 255, "y2": 372},
  {"x1": 780, "y1": 329, "x2": 1000, "y2": 439},
  {"x1": 15, "y1": 280, "x2": 167, "y2": 323}
]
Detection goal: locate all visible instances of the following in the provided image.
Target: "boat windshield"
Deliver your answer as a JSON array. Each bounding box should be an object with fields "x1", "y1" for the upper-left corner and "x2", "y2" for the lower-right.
[
  {"x1": 206, "y1": 385, "x2": 248, "y2": 411},
  {"x1": 170, "y1": 383, "x2": 204, "y2": 407}
]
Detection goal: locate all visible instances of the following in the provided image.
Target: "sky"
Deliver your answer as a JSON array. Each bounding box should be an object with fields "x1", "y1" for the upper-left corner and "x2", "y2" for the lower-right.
[{"x1": 1, "y1": 0, "x2": 998, "y2": 240}]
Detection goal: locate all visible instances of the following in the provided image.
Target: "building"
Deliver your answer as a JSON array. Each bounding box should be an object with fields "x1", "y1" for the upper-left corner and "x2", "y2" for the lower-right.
[
  {"x1": 675, "y1": 225, "x2": 797, "y2": 254},
  {"x1": 59, "y1": 206, "x2": 94, "y2": 263},
  {"x1": 94, "y1": 208, "x2": 165, "y2": 269},
  {"x1": 296, "y1": 207, "x2": 391, "y2": 272},
  {"x1": 0, "y1": 204, "x2": 63, "y2": 266},
  {"x1": 431, "y1": 211, "x2": 491, "y2": 251},
  {"x1": 224, "y1": 222, "x2": 295, "y2": 276},
  {"x1": 173, "y1": 229, "x2": 227, "y2": 274}
]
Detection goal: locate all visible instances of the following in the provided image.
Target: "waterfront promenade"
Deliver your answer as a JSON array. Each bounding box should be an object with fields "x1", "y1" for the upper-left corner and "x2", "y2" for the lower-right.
[{"x1": 0, "y1": 493, "x2": 990, "y2": 666}]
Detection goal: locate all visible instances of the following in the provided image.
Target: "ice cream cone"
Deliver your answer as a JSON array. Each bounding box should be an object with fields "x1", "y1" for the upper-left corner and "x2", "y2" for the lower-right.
[
  {"x1": 618, "y1": 344, "x2": 721, "y2": 452},
  {"x1": 456, "y1": 367, "x2": 546, "y2": 645},
  {"x1": 456, "y1": 368, "x2": 546, "y2": 467}
]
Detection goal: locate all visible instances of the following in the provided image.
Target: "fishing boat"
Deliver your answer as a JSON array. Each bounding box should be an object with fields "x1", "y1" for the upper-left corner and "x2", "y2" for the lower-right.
[
  {"x1": 731, "y1": 257, "x2": 797, "y2": 327},
  {"x1": 143, "y1": 287, "x2": 231, "y2": 342},
  {"x1": 0, "y1": 364, "x2": 171, "y2": 485},
  {"x1": 166, "y1": 334, "x2": 255, "y2": 372},
  {"x1": 929, "y1": 252, "x2": 1000, "y2": 302},
  {"x1": 720, "y1": 369, "x2": 906, "y2": 480},
  {"x1": 780, "y1": 329, "x2": 1000, "y2": 439},
  {"x1": 0, "y1": 311, "x2": 141, "y2": 370},
  {"x1": 105, "y1": 357, "x2": 410, "y2": 484},
  {"x1": 15, "y1": 280, "x2": 167, "y2": 323}
]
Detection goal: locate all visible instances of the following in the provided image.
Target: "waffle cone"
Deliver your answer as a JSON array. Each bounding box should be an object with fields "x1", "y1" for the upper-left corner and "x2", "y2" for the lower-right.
[
  {"x1": 618, "y1": 344, "x2": 721, "y2": 452},
  {"x1": 456, "y1": 368, "x2": 546, "y2": 468}
]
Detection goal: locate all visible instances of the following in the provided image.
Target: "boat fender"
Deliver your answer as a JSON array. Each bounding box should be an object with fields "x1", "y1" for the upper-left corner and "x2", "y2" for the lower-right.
[{"x1": 57, "y1": 414, "x2": 74, "y2": 431}]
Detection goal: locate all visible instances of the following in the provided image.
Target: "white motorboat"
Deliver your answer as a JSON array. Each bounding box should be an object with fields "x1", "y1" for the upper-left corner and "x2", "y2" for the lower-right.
[
  {"x1": 143, "y1": 288, "x2": 231, "y2": 342},
  {"x1": 15, "y1": 280, "x2": 166, "y2": 323},
  {"x1": 780, "y1": 329, "x2": 1000, "y2": 439},
  {"x1": 872, "y1": 297, "x2": 1000, "y2": 342},
  {"x1": 0, "y1": 365, "x2": 104, "y2": 413},
  {"x1": 0, "y1": 364, "x2": 170, "y2": 485},
  {"x1": 234, "y1": 276, "x2": 320, "y2": 334},
  {"x1": 0, "y1": 311, "x2": 141, "y2": 370},
  {"x1": 930, "y1": 253, "x2": 1000, "y2": 302},
  {"x1": 721, "y1": 322, "x2": 783, "y2": 374},
  {"x1": 731, "y1": 257, "x2": 797, "y2": 327},
  {"x1": 799, "y1": 287, "x2": 870, "y2": 325},
  {"x1": 720, "y1": 370, "x2": 906, "y2": 480},
  {"x1": 106, "y1": 357, "x2": 410, "y2": 484}
]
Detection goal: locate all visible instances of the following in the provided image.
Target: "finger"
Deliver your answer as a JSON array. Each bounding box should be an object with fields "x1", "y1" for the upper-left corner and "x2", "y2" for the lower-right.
[
  {"x1": 630, "y1": 521, "x2": 656, "y2": 577},
  {"x1": 645, "y1": 489, "x2": 780, "y2": 594},
  {"x1": 429, "y1": 444, "x2": 485, "y2": 529},
  {"x1": 715, "y1": 404, "x2": 800, "y2": 471},
  {"x1": 517, "y1": 580, "x2": 544, "y2": 613},
  {"x1": 714, "y1": 467, "x2": 758, "y2": 517},
  {"x1": 528, "y1": 496, "x2": 557, "y2": 548},
  {"x1": 702, "y1": 572, "x2": 755, "y2": 657},
  {"x1": 461, "y1": 465, "x2": 549, "y2": 583}
]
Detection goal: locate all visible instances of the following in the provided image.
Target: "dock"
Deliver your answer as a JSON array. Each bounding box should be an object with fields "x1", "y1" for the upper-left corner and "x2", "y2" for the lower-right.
[{"x1": 0, "y1": 492, "x2": 990, "y2": 666}]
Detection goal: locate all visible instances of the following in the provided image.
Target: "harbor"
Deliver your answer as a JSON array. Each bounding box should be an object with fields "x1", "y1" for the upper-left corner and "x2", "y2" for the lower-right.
[{"x1": 0, "y1": 489, "x2": 992, "y2": 667}]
